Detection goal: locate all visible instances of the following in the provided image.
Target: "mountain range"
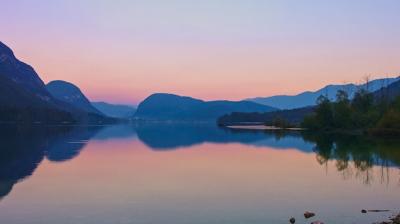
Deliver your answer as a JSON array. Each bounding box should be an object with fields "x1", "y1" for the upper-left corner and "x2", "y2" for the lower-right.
[
  {"x1": 0, "y1": 41, "x2": 59, "y2": 109},
  {"x1": 1, "y1": 40, "x2": 399, "y2": 124},
  {"x1": 219, "y1": 79, "x2": 400, "y2": 126},
  {"x1": 92, "y1": 102, "x2": 136, "y2": 118},
  {"x1": 247, "y1": 77, "x2": 400, "y2": 110},
  {"x1": 0, "y1": 41, "x2": 78, "y2": 123},
  {"x1": 0, "y1": 41, "x2": 115, "y2": 123},
  {"x1": 134, "y1": 93, "x2": 277, "y2": 121}
]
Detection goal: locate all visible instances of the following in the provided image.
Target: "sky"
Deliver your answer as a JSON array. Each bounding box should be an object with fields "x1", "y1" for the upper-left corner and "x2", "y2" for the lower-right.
[{"x1": 1, "y1": 0, "x2": 400, "y2": 104}]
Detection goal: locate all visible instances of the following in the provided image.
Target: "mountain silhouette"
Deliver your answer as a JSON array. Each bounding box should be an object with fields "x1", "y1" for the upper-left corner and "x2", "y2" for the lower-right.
[
  {"x1": 134, "y1": 93, "x2": 277, "y2": 121},
  {"x1": 46, "y1": 80, "x2": 103, "y2": 115},
  {"x1": 220, "y1": 78, "x2": 400, "y2": 126},
  {"x1": 0, "y1": 41, "x2": 114, "y2": 124},
  {"x1": 372, "y1": 79, "x2": 400, "y2": 102},
  {"x1": 248, "y1": 77, "x2": 400, "y2": 110},
  {"x1": 0, "y1": 42, "x2": 62, "y2": 109},
  {"x1": 92, "y1": 101, "x2": 136, "y2": 118}
]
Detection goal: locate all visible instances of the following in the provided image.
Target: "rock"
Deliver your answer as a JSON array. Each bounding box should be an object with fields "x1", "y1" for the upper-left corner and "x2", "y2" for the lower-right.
[
  {"x1": 311, "y1": 221, "x2": 324, "y2": 224},
  {"x1": 362, "y1": 209, "x2": 367, "y2": 213},
  {"x1": 391, "y1": 213, "x2": 400, "y2": 224},
  {"x1": 304, "y1": 211, "x2": 315, "y2": 219},
  {"x1": 377, "y1": 213, "x2": 400, "y2": 224},
  {"x1": 289, "y1": 217, "x2": 295, "y2": 223}
]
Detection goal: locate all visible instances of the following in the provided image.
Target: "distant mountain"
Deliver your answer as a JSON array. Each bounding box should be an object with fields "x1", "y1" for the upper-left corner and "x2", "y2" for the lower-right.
[
  {"x1": 92, "y1": 102, "x2": 136, "y2": 118},
  {"x1": 220, "y1": 79, "x2": 400, "y2": 126},
  {"x1": 134, "y1": 93, "x2": 277, "y2": 121},
  {"x1": 247, "y1": 77, "x2": 400, "y2": 110},
  {"x1": 372, "y1": 79, "x2": 400, "y2": 102},
  {"x1": 46, "y1": 80, "x2": 103, "y2": 115}
]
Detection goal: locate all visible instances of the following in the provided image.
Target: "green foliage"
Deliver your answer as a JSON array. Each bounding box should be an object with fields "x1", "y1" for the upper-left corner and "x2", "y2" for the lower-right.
[
  {"x1": 269, "y1": 116, "x2": 291, "y2": 128},
  {"x1": 301, "y1": 88, "x2": 400, "y2": 134}
]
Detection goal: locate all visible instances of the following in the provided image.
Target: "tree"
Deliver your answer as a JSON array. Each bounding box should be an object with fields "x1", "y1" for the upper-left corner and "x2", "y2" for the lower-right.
[{"x1": 333, "y1": 90, "x2": 352, "y2": 128}]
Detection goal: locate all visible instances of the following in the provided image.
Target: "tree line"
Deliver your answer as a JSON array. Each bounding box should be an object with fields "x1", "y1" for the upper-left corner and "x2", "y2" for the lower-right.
[{"x1": 301, "y1": 86, "x2": 400, "y2": 136}]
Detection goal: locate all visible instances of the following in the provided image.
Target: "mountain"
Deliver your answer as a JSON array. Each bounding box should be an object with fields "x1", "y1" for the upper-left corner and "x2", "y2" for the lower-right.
[
  {"x1": 46, "y1": 80, "x2": 103, "y2": 115},
  {"x1": 92, "y1": 102, "x2": 136, "y2": 118},
  {"x1": 247, "y1": 77, "x2": 400, "y2": 110},
  {"x1": 0, "y1": 41, "x2": 113, "y2": 124},
  {"x1": 0, "y1": 41, "x2": 56, "y2": 108},
  {"x1": 220, "y1": 79, "x2": 400, "y2": 127},
  {"x1": 134, "y1": 93, "x2": 277, "y2": 121},
  {"x1": 0, "y1": 41, "x2": 77, "y2": 123},
  {"x1": 372, "y1": 79, "x2": 400, "y2": 102},
  {"x1": 217, "y1": 106, "x2": 314, "y2": 126}
]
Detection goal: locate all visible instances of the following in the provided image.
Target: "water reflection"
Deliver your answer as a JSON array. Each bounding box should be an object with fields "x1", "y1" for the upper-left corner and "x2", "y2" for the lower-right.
[
  {"x1": 134, "y1": 123, "x2": 314, "y2": 151},
  {"x1": 0, "y1": 125, "x2": 103, "y2": 200},
  {"x1": 0, "y1": 124, "x2": 399, "y2": 201},
  {"x1": 303, "y1": 132, "x2": 400, "y2": 185}
]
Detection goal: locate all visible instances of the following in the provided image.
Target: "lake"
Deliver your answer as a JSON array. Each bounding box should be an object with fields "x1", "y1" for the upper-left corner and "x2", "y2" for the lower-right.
[{"x1": 0, "y1": 124, "x2": 399, "y2": 224}]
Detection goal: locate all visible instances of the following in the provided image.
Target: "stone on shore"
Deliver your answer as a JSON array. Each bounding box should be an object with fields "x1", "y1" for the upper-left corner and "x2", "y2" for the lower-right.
[{"x1": 304, "y1": 211, "x2": 315, "y2": 219}]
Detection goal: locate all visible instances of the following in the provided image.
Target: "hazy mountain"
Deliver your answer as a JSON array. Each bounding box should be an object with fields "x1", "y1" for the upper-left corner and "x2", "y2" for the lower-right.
[
  {"x1": 372, "y1": 79, "x2": 400, "y2": 102},
  {"x1": 134, "y1": 93, "x2": 277, "y2": 121},
  {"x1": 46, "y1": 80, "x2": 103, "y2": 115},
  {"x1": 92, "y1": 102, "x2": 136, "y2": 118},
  {"x1": 220, "y1": 79, "x2": 400, "y2": 126},
  {"x1": 247, "y1": 77, "x2": 400, "y2": 110}
]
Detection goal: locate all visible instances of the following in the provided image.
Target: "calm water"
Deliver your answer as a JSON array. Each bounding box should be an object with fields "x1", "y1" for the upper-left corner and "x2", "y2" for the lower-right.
[{"x1": 0, "y1": 124, "x2": 399, "y2": 224}]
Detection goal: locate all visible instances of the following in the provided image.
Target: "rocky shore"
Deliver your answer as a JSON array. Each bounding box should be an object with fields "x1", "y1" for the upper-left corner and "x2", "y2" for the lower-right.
[
  {"x1": 376, "y1": 213, "x2": 400, "y2": 224},
  {"x1": 288, "y1": 211, "x2": 400, "y2": 224}
]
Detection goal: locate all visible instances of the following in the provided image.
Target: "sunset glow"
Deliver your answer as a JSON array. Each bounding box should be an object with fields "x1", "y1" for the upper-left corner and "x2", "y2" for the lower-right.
[{"x1": 1, "y1": 0, "x2": 399, "y2": 104}]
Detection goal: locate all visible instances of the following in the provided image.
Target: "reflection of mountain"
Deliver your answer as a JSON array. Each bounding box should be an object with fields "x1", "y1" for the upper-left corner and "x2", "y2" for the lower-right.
[
  {"x1": 0, "y1": 125, "x2": 104, "y2": 200},
  {"x1": 135, "y1": 124, "x2": 314, "y2": 152},
  {"x1": 93, "y1": 125, "x2": 137, "y2": 141},
  {"x1": 0, "y1": 126, "x2": 47, "y2": 199},
  {"x1": 1, "y1": 124, "x2": 400, "y2": 199},
  {"x1": 45, "y1": 126, "x2": 104, "y2": 162}
]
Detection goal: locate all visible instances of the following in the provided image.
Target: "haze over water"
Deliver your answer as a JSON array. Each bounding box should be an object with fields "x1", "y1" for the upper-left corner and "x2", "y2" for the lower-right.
[{"x1": 0, "y1": 124, "x2": 399, "y2": 224}]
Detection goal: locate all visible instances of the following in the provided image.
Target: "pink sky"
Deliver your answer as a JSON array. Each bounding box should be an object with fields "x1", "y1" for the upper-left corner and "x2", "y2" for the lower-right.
[{"x1": 1, "y1": 1, "x2": 400, "y2": 104}]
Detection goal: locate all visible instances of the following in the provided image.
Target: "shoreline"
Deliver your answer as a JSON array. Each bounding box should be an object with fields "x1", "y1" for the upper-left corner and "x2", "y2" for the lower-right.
[
  {"x1": 377, "y1": 212, "x2": 400, "y2": 224},
  {"x1": 226, "y1": 125, "x2": 305, "y2": 131}
]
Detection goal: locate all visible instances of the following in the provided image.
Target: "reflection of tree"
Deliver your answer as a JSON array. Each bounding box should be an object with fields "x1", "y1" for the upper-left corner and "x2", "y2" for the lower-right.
[
  {"x1": 398, "y1": 169, "x2": 400, "y2": 187},
  {"x1": 302, "y1": 132, "x2": 400, "y2": 185}
]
